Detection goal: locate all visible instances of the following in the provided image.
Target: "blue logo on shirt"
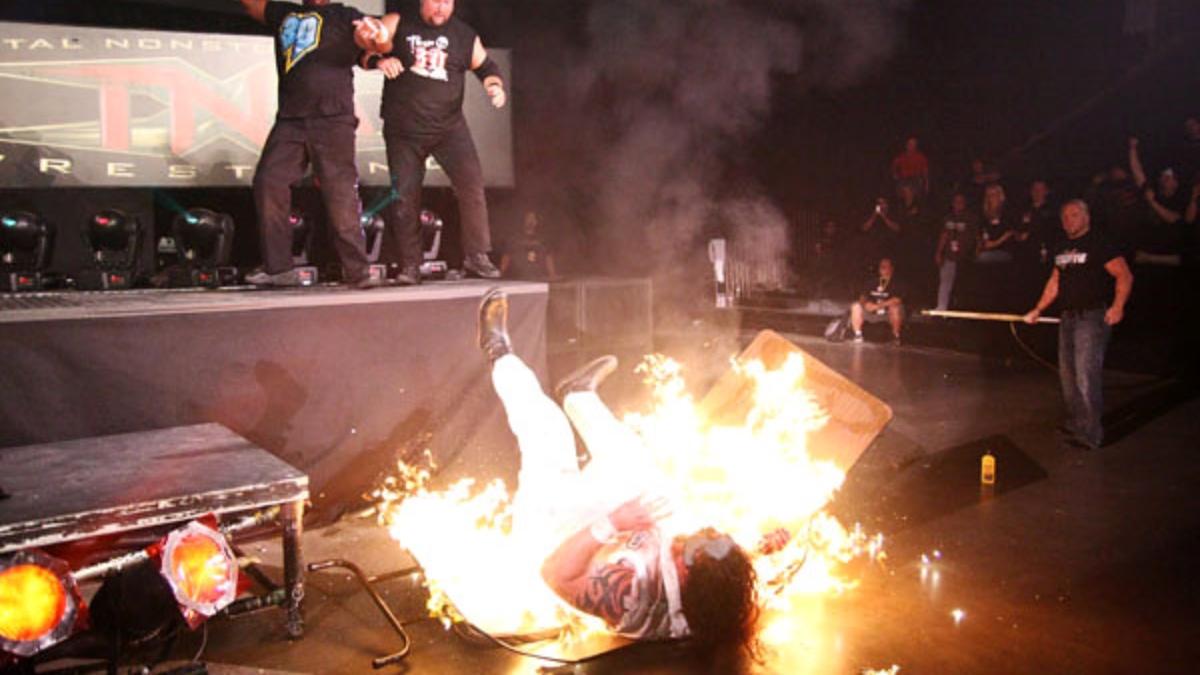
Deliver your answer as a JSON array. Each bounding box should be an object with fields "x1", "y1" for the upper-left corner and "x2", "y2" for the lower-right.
[{"x1": 280, "y1": 12, "x2": 323, "y2": 73}]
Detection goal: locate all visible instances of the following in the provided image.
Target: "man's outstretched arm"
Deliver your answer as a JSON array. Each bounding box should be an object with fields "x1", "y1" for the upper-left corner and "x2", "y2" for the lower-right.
[
  {"x1": 540, "y1": 496, "x2": 668, "y2": 625},
  {"x1": 238, "y1": 0, "x2": 267, "y2": 24},
  {"x1": 1023, "y1": 268, "x2": 1060, "y2": 323},
  {"x1": 470, "y1": 36, "x2": 506, "y2": 108},
  {"x1": 353, "y1": 15, "x2": 393, "y2": 55}
]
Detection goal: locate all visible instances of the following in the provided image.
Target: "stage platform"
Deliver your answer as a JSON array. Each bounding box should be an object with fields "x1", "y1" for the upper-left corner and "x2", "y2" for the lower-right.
[
  {"x1": 78, "y1": 327, "x2": 1195, "y2": 675},
  {"x1": 0, "y1": 280, "x2": 549, "y2": 520}
]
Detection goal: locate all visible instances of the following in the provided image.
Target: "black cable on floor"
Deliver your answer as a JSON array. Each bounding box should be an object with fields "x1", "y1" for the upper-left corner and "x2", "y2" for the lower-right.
[{"x1": 1008, "y1": 321, "x2": 1058, "y2": 373}]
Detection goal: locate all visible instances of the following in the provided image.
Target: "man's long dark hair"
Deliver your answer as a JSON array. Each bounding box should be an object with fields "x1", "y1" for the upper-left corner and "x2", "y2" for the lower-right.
[{"x1": 679, "y1": 542, "x2": 762, "y2": 668}]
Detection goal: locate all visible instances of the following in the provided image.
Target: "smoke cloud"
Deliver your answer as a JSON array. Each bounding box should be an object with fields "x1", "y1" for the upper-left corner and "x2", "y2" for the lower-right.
[{"x1": 521, "y1": 0, "x2": 910, "y2": 308}]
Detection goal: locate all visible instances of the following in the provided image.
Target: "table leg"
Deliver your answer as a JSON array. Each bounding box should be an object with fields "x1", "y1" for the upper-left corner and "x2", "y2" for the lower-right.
[{"x1": 282, "y1": 499, "x2": 305, "y2": 638}]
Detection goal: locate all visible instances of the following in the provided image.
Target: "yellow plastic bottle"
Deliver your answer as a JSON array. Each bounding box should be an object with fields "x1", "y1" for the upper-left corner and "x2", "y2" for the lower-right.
[{"x1": 981, "y1": 452, "x2": 996, "y2": 485}]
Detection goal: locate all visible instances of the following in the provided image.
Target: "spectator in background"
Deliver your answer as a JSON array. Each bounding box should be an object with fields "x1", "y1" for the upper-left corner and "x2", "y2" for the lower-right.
[
  {"x1": 974, "y1": 183, "x2": 1018, "y2": 309},
  {"x1": 1129, "y1": 136, "x2": 1187, "y2": 264},
  {"x1": 894, "y1": 182, "x2": 932, "y2": 304},
  {"x1": 1086, "y1": 161, "x2": 1141, "y2": 254},
  {"x1": 500, "y1": 210, "x2": 558, "y2": 281},
  {"x1": 849, "y1": 257, "x2": 906, "y2": 345},
  {"x1": 891, "y1": 136, "x2": 930, "y2": 198},
  {"x1": 1186, "y1": 179, "x2": 1200, "y2": 229},
  {"x1": 858, "y1": 196, "x2": 902, "y2": 266},
  {"x1": 976, "y1": 184, "x2": 1017, "y2": 262},
  {"x1": 808, "y1": 218, "x2": 845, "y2": 299},
  {"x1": 961, "y1": 157, "x2": 1002, "y2": 209},
  {"x1": 1022, "y1": 179, "x2": 1060, "y2": 267},
  {"x1": 1184, "y1": 179, "x2": 1200, "y2": 382},
  {"x1": 1176, "y1": 116, "x2": 1200, "y2": 186},
  {"x1": 934, "y1": 193, "x2": 976, "y2": 311}
]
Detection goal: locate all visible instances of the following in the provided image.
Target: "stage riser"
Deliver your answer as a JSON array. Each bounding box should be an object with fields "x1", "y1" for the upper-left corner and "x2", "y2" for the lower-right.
[{"x1": 0, "y1": 287, "x2": 547, "y2": 517}]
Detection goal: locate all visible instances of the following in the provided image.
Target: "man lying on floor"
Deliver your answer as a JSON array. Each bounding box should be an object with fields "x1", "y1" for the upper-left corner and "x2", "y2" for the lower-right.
[{"x1": 476, "y1": 288, "x2": 775, "y2": 664}]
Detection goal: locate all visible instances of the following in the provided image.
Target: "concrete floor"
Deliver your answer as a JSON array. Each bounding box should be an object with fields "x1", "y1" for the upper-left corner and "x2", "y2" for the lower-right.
[{"x1": 40, "y1": 329, "x2": 1200, "y2": 674}]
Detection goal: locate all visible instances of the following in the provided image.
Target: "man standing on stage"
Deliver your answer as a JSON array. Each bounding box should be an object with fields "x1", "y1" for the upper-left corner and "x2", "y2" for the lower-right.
[
  {"x1": 366, "y1": 0, "x2": 506, "y2": 284},
  {"x1": 239, "y1": 0, "x2": 390, "y2": 288},
  {"x1": 1024, "y1": 200, "x2": 1133, "y2": 450}
]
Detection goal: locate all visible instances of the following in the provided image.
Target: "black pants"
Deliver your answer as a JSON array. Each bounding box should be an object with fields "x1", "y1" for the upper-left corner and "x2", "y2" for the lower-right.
[
  {"x1": 380, "y1": 116, "x2": 491, "y2": 268},
  {"x1": 252, "y1": 115, "x2": 369, "y2": 280}
]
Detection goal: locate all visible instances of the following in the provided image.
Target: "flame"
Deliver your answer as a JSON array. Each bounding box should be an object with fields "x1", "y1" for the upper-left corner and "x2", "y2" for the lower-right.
[
  {"x1": 376, "y1": 352, "x2": 883, "y2": 638},
  {"x1": 0, "y1": 564, "x2": 68, "y2": 642}
]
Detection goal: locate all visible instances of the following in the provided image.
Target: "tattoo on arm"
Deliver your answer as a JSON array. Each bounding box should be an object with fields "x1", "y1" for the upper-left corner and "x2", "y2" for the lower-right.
[{"x1": 573, "y1": 562, "x2": 635, "y2": 626}]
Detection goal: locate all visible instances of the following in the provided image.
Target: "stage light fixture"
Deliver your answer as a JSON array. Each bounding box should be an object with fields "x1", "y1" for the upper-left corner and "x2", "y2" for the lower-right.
[
  {"x1": 0, "y1": 210, "x2": 55, "y2": 292},
  {"x1": 157, "y1": 520, "x2": 239, "y2": 627},
  {"x1": 171, "y1": 208, "x2": 237, "y2": 287},
  {"x1": 0, "y1": 550, "x2": 85, "y2": 658},
  {"x1": 362, "y1": 211, "x2": 385, "y2": 262},
  {"x1": 79, "y1": 208, "x2": 142, "y2": 289},
  {"x1": 418, "y1": 208, "x2": 448, "y2": 278},
  {"x1": 284, "y1": 209, "x2": 319, "y2": 285},
  {"x1": 360, "y1": 211, "x2": 389, "y2": 282}
]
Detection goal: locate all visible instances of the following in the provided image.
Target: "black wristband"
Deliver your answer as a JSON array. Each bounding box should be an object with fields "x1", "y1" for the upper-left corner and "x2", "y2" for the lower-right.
[
  {"x1": 473, "y1": 55, "x2": 502, "y2": 84},
  {"x1": 365, "y1": 54, "x2": 381, "y2": 70}
]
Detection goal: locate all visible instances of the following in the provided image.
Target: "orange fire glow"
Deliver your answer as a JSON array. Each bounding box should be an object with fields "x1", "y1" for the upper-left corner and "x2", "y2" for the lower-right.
[
  {"x1": 0, "y1": 564, "x2": 68, "y2": 642},
  {"x1": 375, "y1": 350, "x2": 884, "y2": 639},
  {"x1": 167, "y1": 532, "x2": 235, "y2": 607}
]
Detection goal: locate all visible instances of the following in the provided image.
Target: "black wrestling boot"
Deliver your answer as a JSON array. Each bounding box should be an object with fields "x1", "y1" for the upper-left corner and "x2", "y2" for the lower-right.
[
  {"x1": 393, "y1": 264, "x2": 422, "y2": 286},
  {"x1": 554, "y1": 355, "x2": 618, "y2": 402},
  {"x1": 463, "y1": 252, "x2": 501, "y2": 279},
  {"x1": 478, "y1": 287, "x2": 511, "y2": 361}
]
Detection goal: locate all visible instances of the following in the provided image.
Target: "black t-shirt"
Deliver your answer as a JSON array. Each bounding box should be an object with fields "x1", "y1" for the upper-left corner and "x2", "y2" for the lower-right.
[
  {"x1": 1054, "y1": 229, "x2": 1122, "y2": 311},
  {"x1": 504, "y1": 235, "x2": 552, "y2": 280},
  {"x1": 381, "y1": 16, "x2": 478, "y2": 133},
  {"x1": 940, "y1": 211, "x2": 976, "y2": 262},
  {"x1": 979, "y1": 212, "x2": 1016, "y2": 256},
  {"x1": 1022, "y1": 201, "x2": 1060, "y2": 258},
  {"x1": 265, "y1": 1, "x2": 364, "y2": 119},
  {"x1": 1137, "y1": 186, "x2": 1189, "y2": 254},
  {"x1": 859, "y1": 273, "x2": 903, "y2": 308}
]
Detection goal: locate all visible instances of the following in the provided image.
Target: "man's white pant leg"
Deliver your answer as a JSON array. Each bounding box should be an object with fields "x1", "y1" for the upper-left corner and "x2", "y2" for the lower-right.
[
  {"x1": 492, "y1": 354, "x2": 579, "y2": 485},
  {"x1": 563, "y1": 391, "x2": 659, "y2": 510}
]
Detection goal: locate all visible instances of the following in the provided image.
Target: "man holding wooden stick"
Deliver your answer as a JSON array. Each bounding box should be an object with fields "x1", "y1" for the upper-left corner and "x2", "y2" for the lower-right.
[{"x1": 1023, "y1": 199, "x2": 1133, "y2": 449}]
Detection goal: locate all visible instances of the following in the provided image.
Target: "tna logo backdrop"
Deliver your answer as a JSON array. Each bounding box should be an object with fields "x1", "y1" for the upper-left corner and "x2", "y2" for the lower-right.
[{"x1": 0, "y1": 22, "x2": 512, "y2": 188}]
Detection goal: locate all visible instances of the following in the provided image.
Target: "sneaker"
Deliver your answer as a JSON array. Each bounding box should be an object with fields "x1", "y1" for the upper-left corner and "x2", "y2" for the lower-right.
[
  {"x1": 347, "y1": 275, "x2": 383, "y2": 290},
  {"x1": 554, "y1": 355, "x2": 618, "y2": 402},
  {"x1": 891, "y1": 334, "x2": 902, "y2": 346},
  {"x1": 463, "y1": 253, "x2": 500, "y2": 279},
  {"x1": 392, "y1": 265, "x2": 422, "y2": 286},
  {"x1": 852, "y1": 331, "x2": 864, "y2": 343},
  {"x1": 245, "y1": 268, "x2": 302, "y2": 287}
]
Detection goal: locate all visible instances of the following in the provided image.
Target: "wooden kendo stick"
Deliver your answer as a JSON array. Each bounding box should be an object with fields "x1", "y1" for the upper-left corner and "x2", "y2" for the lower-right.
[{"x1": 921, "y1": 309, "x2": 1061, "y2": 324}]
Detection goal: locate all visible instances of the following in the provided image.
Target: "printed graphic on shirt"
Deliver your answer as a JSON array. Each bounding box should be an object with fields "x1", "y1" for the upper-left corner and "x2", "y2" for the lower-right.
[
  {"x1": 1055, "y1": 250, "x2": 1088, "y2": 268},
  {"x1": 405, "y1": 34, "x2": 451, "y2": 81},
  {"x1": 280, "y1": 12, "x2": 323, "y2": 73}
]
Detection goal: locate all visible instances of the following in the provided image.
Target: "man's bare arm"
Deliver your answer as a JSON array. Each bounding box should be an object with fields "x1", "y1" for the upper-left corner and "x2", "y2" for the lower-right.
[
  {"x1": 1146, "y1": 195, "x2": 1182, "y2": 224},
  {"x1": 470, "y1": 36, "x2": 506, "y2": 108},
  {"x1": 540, "y1": 526, "x2": 633, "y2": 626},
  {"x1": 1128, "y1": 137, "x2": 1147, "y2": 188},
  {"x1": 1104, "y1": 256, "x2": 1133, "y2": 325},
  {"x1": 353, "y1": 16, "x2": 393, "y2": 54},
  {"x1": 1023, "y1": 268, "x2": 1060, "y2": 323}
]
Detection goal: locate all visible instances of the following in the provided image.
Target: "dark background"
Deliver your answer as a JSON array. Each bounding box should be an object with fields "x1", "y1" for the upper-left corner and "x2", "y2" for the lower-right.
[{"x1": 3, "y1": 0, "x2": 1199, "y2": 281}]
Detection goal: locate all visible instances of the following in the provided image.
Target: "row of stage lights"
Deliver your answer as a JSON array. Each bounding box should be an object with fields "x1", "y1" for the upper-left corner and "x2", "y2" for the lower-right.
[
  {"x1": 0, "y1": 206, "x2": 431, "y2": 292},
  {"x1": 0, "y1": 514, "x2": 249, "y2": 668}
]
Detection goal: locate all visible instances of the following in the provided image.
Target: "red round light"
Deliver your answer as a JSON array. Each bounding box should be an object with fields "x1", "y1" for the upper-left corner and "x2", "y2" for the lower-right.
[{"x1": 0, "y1": 564, "x2": 67, "y2": 642}]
